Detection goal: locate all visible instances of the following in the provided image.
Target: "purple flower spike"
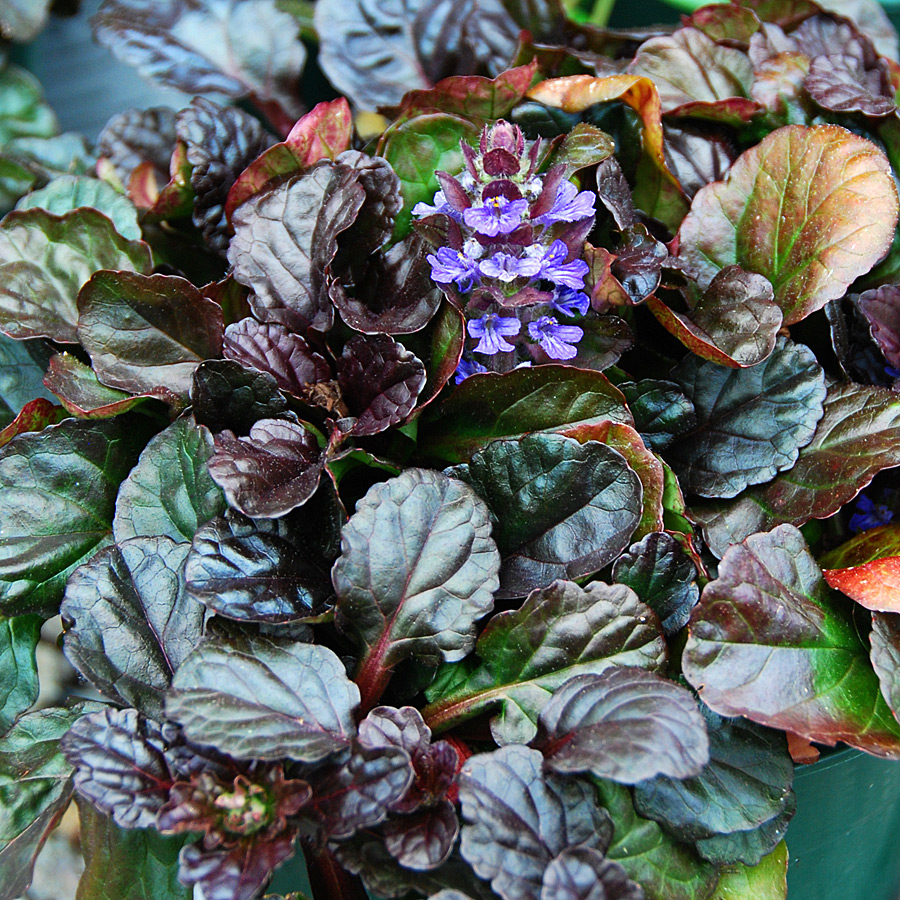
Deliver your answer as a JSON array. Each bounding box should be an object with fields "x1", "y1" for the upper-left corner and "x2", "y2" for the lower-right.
[
  {"x1": 454, "y1": 356, "x2": 489, "y2": 383},
  {"x1": 427, "y1": 246, "x2": 480, "y2": 292},
  {"x1": 849, "y1": 492, "x2": 894, "y2": 533},
  {"x1": 468, "y1": 314, "x2": 521, "y2": 355},
  {"x1": 478, "y1": 252, "x2": 541, "y2": 283},
  {"x1": 463, "y1": 197, "x2": 528, "y2": 237},
  {"x1": 536, "y1": 180, "x2": 596, "y2": 224},
  {"x1": 412, "y1": 189, "x2": 458, "y2": 220},
  {"x1": 528, "y1": 315, "x2": 584, "y2": 360},
  {"x1": 550, "y1": 286, "x2": 590, "y2": 317},
  {"x1": 540, "y1": 240, "x2": 589, "y2": 290}
]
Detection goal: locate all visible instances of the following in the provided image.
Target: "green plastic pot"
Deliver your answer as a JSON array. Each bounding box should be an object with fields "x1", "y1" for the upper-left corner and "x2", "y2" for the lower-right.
[{"x1": 786, "y1": 746, "x2": 900, "y2": 900}]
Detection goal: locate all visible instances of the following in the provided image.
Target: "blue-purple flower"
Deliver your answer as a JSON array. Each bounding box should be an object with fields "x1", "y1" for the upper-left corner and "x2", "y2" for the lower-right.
[
  {"x1": 463, "y1": 197, "x2": 528, "y2": 237},
  {"x1": 412, "y1": 190, "x2": 462, "y2": 221},
  {"x1": 478, "y1": 251, "x2": 541, "y2": 283},
  {"x1": 468, "y1": 314, "x2": 520, "y2": 355},
  {"x1": 849, "y1": 492, "x2": 894, "y2": 533},
  {"x1": 550, "y1": 286, "x2": 590, "y2": 317},
  {"x1": 454, "y1": 356, "x2": 489, "y2": 383},
  {"x1": 426, "y1": 247, "x2": 480, "y2": 291},
  {"x1": 539, "y1": 240, "x2": 590, "y2": 289},
  {"x1": 528, "y1": 315, "x2": 584, "y2": 360},
  {"x1": 536, "y1": 180, "x2": 596, "y2": 225}
]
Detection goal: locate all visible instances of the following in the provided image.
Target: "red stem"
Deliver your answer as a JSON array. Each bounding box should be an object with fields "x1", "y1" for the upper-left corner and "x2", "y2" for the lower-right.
[{"x1": 354, "y1": 647, "x2": 394, "y2": 715}]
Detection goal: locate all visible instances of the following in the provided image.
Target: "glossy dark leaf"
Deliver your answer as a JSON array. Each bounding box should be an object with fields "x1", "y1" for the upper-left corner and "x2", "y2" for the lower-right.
[
  {"x1": 228, "y1": 164, "x2": 365, "y2": 333},
  {"x1": 634, "y1": 706, "x2": 793, "y2": 849},
  {"x1": 43, "y1": 353, "x2": 149, "y2": 419},
  {"x1": 694, "y1": 798, "x2": 795, "y2": 868},
  {"x1": 666, "y1": 337, "x2": 825, "y2": 499},
  {"x1": 683, "y1": 524, "x2": 900, "y2": 757},
  {"x1": 610, "y1": 227, "x2": 668, "y2": 305},
  {"x1": 459, "y1": 433, "x2": 642, "y2": 597},
  {"x1": 92, "y1": 0, "x2": 305, "y2": 120},
  {"x1": 61, "y1": 707, "x2": 173, "y2": 829},
  {"x1": 458, "y1": 744, "x2": 612, "y2": 900},
  {"x1": 185, "y1": 503, "x2": 338, "y2": 623},
  {"x1": 537, "y1": 668, "x2": 709, "y2": 784},
  {"x1": 61, "y1": 537, "x2": 202, "y2": 717},
  {"x1": 696, "y1": 381, "x2": 900, "y2": 555},
  {"x1": 620, "y1": 380, "x2": 694, "y2": 452},
  {"x1": 0, "y1": 704, "x2": 95, "y2": 900},
  {"x1": 595, "y1": 780, "x2": 719, "y2": 900},
  {"x1": 307, "y1": 743, "x2": 414, "y2": 842},
  {"x1": 805, "y1": 52, "x2": 896, "y2": 117},
  {"x1": 75, "y1": 799, "x2": 191, "y2": 900},
  {"x1": 225, "y1": 99, "x2": 354, "y2": 221},
  {"x1": 176, "y1": 98, "x2": 274, "y2": 254},
  {"x1": 421, "y1": 366, "x2": 631, "y2": 464},
  {"x1": 663, "y1": 124, "x2": 736, "y2": 202},
  {"x1": 423, "y1": 579, "x2": 666, "y2": 745},
  {"x1": 541, "y1": 848, "x2": 645, "y2": 900},
  {"x1": 222, "y1": 319, "x2": 331, "y2": 398},
  {"x1": 77, "y1": 270, "x2": 224, "y2": 401},
  {"x1": 857, "y1": 285, "x2": 900, "y2": 371},
  {"x1": 0, "y1": 416, "x2": 151, "y2": 614},
  {"x1": 97, "y1": 106, "x2": 178, "y2": 190},
  {"x1": 190, "y1": 359, "x2": 290, "y2": 436},
  {"x1": 337, "y1": 334, "x2": 426, "y2": 437},
  {"x1": 333, "y1": 468, "x2": 499, "y2": 670},
  {"x1": 381, "y1": 801, "x2": 459, "y2": 871},
  {"x1": 330, "y1": 233, "x2": 442, "y2": 335},
  {"x1": 0, "y1": 333, "x2": 55, "y2": 426},
  {"x1": 0, "y1": 207, "x2": 151, "y2": 343},
  {"x1": 871, "y1": 612, "x2": 900, "y2": 723},
  {"x1": 648, "y1": 266, "x2": 782, "y2": 368},
  {"x1": 676, "y1": 125, "x2": 898, "y2": 325},
  {"x1": 113, "y1": 417, "x2": 223, "y2": 542},
  {"x1": 0, "y1": 614, "x2": 40, "y2": 735},
  {"x1": 208, "y1": 418, "x2": 324, "y2": 518},
  {"x1": 612, "y1": 532, "x2": 699, "y2": 636},
  {"x1": 167, "y1": 636, "x2": 359, "y2": 761}
]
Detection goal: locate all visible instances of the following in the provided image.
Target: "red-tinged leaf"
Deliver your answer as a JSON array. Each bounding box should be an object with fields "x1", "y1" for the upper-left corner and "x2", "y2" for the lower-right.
[
  {"x1": 686, "y1": 5, "x2": 761, "y2": 44},
  {"x1": 97, "y1": 106, "x2": 177, "y2": 191},
  {"x1": 527, "y1": 75, "x2": 689, "y2": 229},
  {"x1": 585, "y1": 244, "x2": 631, "y2": 311},
  {"x1": 394, "y1": 62, "x2": 539, "y2": 120},
  {"x1": 750, "y1": 51, "x2": 811, "y2": 124},
  {"x1": 77, "y1": 271, "x2": 224, "y2": 402},
  {"x1": 857, "y1": 284, "x2": 900, "y2": 370},
  {"x1": 225, "y1": 99, "x2": 353, "y2": 222},
  {"x1": 43, "y1": 353, "x2": 152, "y2": 419},
  {"x1": 871, "y1": 612, "x2": 900, "y2": 722},
  {"x1": 0, "y1": 398, "x2": 67, "y2": 448},
  {"x1": 695, "y1": 381, "x2": 900, "y2": 556},
  {"x1": 140, "y1": 140, "x2": 194, "y2": 221},
  {"x1": 786, "y1": 731, "x2": 820, "y2": 765},
  {"x1": 823, "y1": 558, "x2": 900, "y2": 612},
  {"x1": 683, "y1": 524, "x2": 900, "y2": 758},
  {"x1": 647, "y1": 266, "x2": 782, "y2": 368},
  {"x1": 677, "y1": 124, "x2": 899, "y2": 325}
]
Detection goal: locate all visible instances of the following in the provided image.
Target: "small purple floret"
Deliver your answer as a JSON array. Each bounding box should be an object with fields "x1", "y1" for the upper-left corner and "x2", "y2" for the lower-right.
[
  {"x1": 454, "y1": 356, "x2": 489, "y2": 383},
  {"x1": 463, "y1": 197, "x2": 528, "y2": 237},
  {"x1": 536, "y1": 180, "x2": 596, "y2": 224},
  {"x1": 412, "y1": 189, "x2": 462, "y2": 221},
  {"x1": 427, "y1": 246, "x2": 480, "y2": 292},
  {"x1": 550, "y1": 286, "x2": 590, "y2": 317},
  {"x1": 468, "y1": 314, "x2": 521, "y2": 355},
  {"x1": 849, "y1": 492, "x2": 894, "y2": 533},
  {"x1": 478, "y1": 251, "x2": 541, "y2": 283},
  {"x1": 528, "y1": 315, "x2": 584, "y2": 360},
  {"x1": 540, "y1": 240, "x2": 589, "y2": 290}
]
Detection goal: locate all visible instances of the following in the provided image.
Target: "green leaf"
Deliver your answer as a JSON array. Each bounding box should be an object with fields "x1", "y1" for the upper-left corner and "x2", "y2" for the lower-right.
[
  {"x1": 0, "y1": 703, "x2": 96, "y2": 900},
  {"x1": 333, "y1": 469, "x2": 500, "y2": 673},
  {"x1": 419, "y1": 365, "x2": 632, "y2": 465},
  {"x1": 75, "y1": 799, "x2": 191, "y2": 900},
  {"x1": 0, "y1": 66, "x2": 57, "y2": 145},
  {"x1": 709, "y1": 842, "x2": 788, "y2": 900},
  {"x1": 0, "y1": 208, "x2": 151, "y2": 343},
  {"x1": 167, "y1": 636, "x2": 360, "y2": 762},
  {"x1": 677, "y1": 124, "x2": 899, "y2": 324},
  {"x1": 696, "y1": 382, "x2": 900, "y2": 556},
  {"x1": 422, "y1": 579, "x2": 667, "y2": 744},
  {"x1": 594, "y1": 780, "x2": 720, "y2": 900},
  {"x1": 61, "y1": 537, "x2": 203, "y2": 718},
  {"x1": 667, "y1": 337, "x2": 826, "y2": 499},
  {"x1": 0, "y1": 614, "x2": 41, "y2": 734},
  {"x1": 77, "y1": 271, "x2": 224, "y2": 401},
  {"x1": 113, "y1": 417, "x2": 225, "y2": 544},
  {"x1": 0, "y1": 333, "x2": 55, "y2": 427},
  {"x1": 683, "y1": 524, "x2": 900, "y2": 757},
  {"x1": 0, "y1": 416, "x2": 153, "y2": 614},
  {"x1": 378, "y1": 113, "x2": 478, "y2": 240},
  {"x1": 17, "y1": 175, "x2": 141, "y2": 240},
  {"x1": 43, "y1": 353, "x2": 149, "y2": 420},
  {"x1": 456, "y1": 433, "x2": 642, "y2": 597}
]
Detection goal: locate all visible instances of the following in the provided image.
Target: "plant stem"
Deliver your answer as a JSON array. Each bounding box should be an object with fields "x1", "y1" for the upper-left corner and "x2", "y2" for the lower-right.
[
  {"x1": 354, "y1": 646, "x2": 394, "y2": 714},
  {"x1": 304, "y1": 846, "x2": 369, "y2": 900}
]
